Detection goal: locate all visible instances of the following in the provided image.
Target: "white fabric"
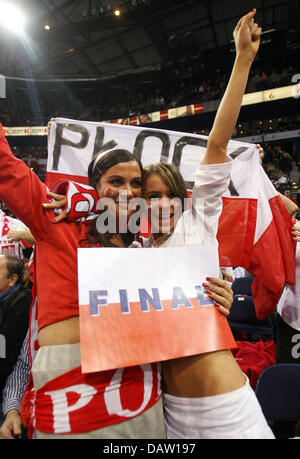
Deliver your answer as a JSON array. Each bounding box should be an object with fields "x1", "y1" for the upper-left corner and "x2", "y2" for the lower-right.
[
  {"x1": 0, "y1": 209, "x2": 28, "y2": 258},
  {"x1": 233, "y1": 266, "x2": 247, "y2": 278},
  {"x1": 163, "y1": 377, "x2": 275, "y2": 439},
  {"x1": 277, "y1": 224, "x2": 300, "y2": 331},
  {"x1": 163, "y1": 159, "x2": 232, "y2": 248}
]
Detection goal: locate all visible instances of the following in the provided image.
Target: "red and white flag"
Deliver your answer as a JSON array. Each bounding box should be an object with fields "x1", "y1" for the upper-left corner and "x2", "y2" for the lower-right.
[{"x1": 46, "y1": 118, "x2": 296, "y2": 320}]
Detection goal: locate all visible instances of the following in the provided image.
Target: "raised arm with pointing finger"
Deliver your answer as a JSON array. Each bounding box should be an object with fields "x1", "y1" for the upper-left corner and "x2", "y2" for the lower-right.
[{"x1": 203, "y1": 9, "x2": 261, "y2": 165}]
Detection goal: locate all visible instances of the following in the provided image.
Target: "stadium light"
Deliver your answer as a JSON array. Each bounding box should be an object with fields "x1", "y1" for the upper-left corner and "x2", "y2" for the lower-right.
[
  {"x1": 0, "y1": 2, "x2": 26, "y2": 32},
  {"x1": 114, "y1": 9, "x2": 121, "y2": 16}
]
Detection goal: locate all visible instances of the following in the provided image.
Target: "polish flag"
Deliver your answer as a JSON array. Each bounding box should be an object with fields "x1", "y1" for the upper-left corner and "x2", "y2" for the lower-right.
[{"x1": 217, "y1": 152, "x2": 296, "y2": 320}]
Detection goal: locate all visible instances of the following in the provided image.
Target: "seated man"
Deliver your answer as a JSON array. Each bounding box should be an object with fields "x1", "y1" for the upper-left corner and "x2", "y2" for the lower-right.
[
  {"x1": 0, "y1": 254, "x2": 32, "y2": 422},
  {"x1": 0, "y1": 331, "x2": 30, "y2": 439}
]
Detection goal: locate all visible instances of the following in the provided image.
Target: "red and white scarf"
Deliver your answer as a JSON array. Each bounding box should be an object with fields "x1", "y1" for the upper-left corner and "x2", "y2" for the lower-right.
[{"x1": 21, "y1": 362, "x2": 161, "y2": 435}]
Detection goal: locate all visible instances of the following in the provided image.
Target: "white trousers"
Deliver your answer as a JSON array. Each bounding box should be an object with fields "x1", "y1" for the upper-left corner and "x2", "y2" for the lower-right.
[{"x1": 163, "y1": 376, "x2": 275, "y2": 439}]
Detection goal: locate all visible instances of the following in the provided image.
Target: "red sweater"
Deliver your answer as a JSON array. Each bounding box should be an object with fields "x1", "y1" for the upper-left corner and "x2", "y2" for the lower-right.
[{"x1": 0, "y1": 124, "x2": 92, "y2": 330}]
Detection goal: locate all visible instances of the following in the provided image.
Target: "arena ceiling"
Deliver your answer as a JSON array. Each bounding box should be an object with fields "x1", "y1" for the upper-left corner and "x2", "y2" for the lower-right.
[{"x1": 0, "y1": 0, "x2": 298, "y2": 82}]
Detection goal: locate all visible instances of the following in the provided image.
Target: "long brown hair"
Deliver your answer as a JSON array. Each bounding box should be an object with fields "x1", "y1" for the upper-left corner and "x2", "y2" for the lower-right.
[{"x1": 143, "y1": 162, "x2": 188, "y2": 246}]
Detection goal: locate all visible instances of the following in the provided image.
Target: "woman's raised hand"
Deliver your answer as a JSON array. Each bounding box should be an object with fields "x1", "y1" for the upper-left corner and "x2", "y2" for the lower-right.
[
  {"x1": 233, "y1": 9, "x2": 262, "y2": 62},
  {"x1": 256, "y1": 144, "x2": 264, "y2": 165},
  {"x1": 43, "y1": 191, "x2": 68, "y2": 223}
]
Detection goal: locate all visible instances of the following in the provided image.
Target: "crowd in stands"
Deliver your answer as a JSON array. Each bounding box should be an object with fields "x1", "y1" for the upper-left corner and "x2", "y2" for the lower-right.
[
  {"x1": 0, "y1": 59, "x2": 298, "y2": 127},
  {"x1": 234, "y1": 115, "x2": 300, "y2": 138}
]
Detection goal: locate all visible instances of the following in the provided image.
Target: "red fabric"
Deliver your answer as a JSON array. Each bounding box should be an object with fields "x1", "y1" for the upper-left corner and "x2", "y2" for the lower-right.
[
  {"x1": 20, "y1": 375, "x2": 35, "y2": 438},
  {"x1": 46, "y1": 171, "x2": 89, "y2": 189},
  {"x1": 217, "y1": 197, "x2": 257, "y2": 268},
  {"x1": 249, "y1": 195, "x2": 296, "y2": 319},
  {"x1": 21, "y1": 363, "x2": 160, "y2": 435},
  {"x1": 232, "y1": 340, "x2": 276, "y2": 390}
]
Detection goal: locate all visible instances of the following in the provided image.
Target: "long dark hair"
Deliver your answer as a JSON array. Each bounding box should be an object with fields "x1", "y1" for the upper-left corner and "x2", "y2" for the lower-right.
[
  {"x1": 143, "y1": 163, "x2": 188, "y2": 246},
  {"x1": 86, "y1": 149, "x2": 143, "y2": 247}
]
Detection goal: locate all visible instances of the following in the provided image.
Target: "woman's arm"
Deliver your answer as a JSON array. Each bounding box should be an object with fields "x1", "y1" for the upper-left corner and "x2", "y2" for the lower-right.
[
  {"x1": 0, "y1": 125, "x2": 49, "y2": 239},
  {"x1": 279, "y1": 192, "x2": 298, "y2": 219},
  {"x1": 203, "y1": 9, "x2": 262, "y2": 165}
]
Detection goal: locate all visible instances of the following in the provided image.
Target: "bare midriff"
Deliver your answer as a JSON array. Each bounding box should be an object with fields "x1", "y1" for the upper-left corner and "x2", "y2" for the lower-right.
[
  {"x1": 162, "y1": 350, "x2": 246, "y2": 398},
  {"x1": 38, "y1": 317, "x2": 80, "y2": 347},
  {"x1": 39, "y1": 323, "x2": 246, "y2": 399}
]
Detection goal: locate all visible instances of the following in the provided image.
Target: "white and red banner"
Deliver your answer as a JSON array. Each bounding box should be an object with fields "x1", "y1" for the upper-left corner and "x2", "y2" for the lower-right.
[
  {"x1": 78, "y1": 245, "x2": 236, "y2": 373},
  {"x1": 46, "y1": 118, "x2": 296, "y2": 320},
  {"x1": 0, "y1": 209, "x2": 29, "y2": 258}
]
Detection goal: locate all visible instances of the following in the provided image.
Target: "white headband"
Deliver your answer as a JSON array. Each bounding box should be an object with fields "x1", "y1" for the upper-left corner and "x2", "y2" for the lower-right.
[{"x1": 91, "y1": 140, "x2": 118, "y2": 174}]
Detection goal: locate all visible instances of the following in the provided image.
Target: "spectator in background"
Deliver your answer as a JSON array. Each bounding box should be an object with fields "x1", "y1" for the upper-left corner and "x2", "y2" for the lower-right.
[
  {"x1": 0, "y1": 254, "x2": 32, "y2": 422},
  {"x1": 0, "y1": 331, "x2": 30, "y2": 439},
  {"x1": 274, "y1": 170, "x2": 289, "y2": 192},
  {"x1": 279, "y1": 151, "x2": 293, "y2": 177}
]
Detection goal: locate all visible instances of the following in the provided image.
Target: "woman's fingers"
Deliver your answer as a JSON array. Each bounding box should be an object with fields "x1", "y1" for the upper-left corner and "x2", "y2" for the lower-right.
[
  {"x1": 43, "y1": 199, "x2": 66, "y2": 209},
  {"x1": 206, "y1": 277, "x2": 233, "y2": 294},
  {"x1": 215, "y1": 303, "x2": 230, "y2": 317},
  {"x1": 46, "y1": 191, "x2": 66, "y2": 200},
  {"x1": 253, "y1": 26, "x2": 262, "y2": 41},
  {"x1": 43, "y1": 191, "x2": 67, "y2": 210},
  {"x1": 203, "y1": 277, "x2": 233, "y2": 316},
  {"x1": 221, "y1": 269, "x2": 233, "y2": 283},
  {"x1": 292, "y1": 226, "x2": 300, "y2": 242},
  {"x1": 205, "y1": 286, "x2": 232, "y2": 306},
  {"x1": 52, "y1": 210, "x2": 68, "y2": 223}
]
